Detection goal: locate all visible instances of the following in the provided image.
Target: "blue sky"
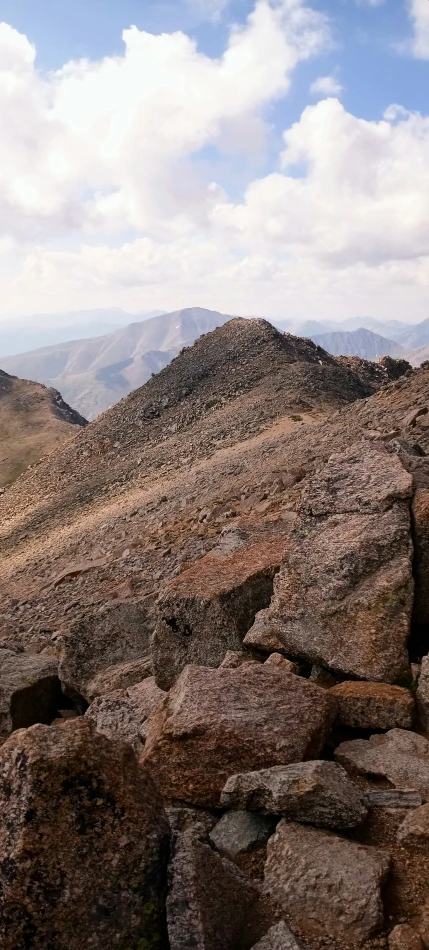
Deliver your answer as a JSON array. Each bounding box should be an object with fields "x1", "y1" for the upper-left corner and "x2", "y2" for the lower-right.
[{"x1": 0, "y1": 0, "x2": 428, "y2": 321}]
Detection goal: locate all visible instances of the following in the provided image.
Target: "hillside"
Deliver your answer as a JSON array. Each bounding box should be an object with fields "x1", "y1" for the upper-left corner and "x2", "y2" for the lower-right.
[
  {"x1": 312, "y1": 327, "x2": 408, "y2": 360},
  {"x1": 0, "y1": 307, "x2": 233, "y2": 419},
  {"x1": 0, "y1": 308, "x2": 165, "y2": 358},
  {"x1": 0, "y1": 369, "x2": 87, "y2": 487}
]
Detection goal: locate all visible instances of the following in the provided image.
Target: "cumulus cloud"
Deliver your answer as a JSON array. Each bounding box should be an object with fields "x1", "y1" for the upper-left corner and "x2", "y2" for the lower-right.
[
  {"x1": 407, "y1": 0, "x2": 429, "y2": 58},
  {"x1": 310, "y1": 75, "x2": 342, "y2": 96}
]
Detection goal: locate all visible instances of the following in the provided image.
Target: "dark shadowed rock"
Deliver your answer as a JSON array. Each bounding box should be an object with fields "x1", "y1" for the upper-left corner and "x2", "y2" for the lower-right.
[
  {"x1": 411, "y1": 488, "x2": 429, "y2": 626},
  {"x1": 58, "y1": 601, "x2": 153, "y2": 700},
  {"x1": 388, "y1": 924, "x2": 424, "y2": 950},
  {"x1": 336, "y1": 729, "x2": 429, "y2": 800},
  {"x1": 330, "y1": 681, "x2": 414, "y2": 730},
  {"x1": 251, "y1": 922, "x2": 308, "y2": 950},
  {"x1": 365, "y1": 789, "x2": 422, "y2": 809},
  {"x1": 245, "y1": 444, "x2": 413, "y2": 683},
  {"x1": 265, "y1": 820, "x2": 390, "y2": 944},
  {"x1": 152, "y1": 539, "x2": 286, "y2": 690},
  {"x1": 209, "y1": 811, "x2": 277, "y2": 858},
  {"x1": 0, "y1": 718, "x2": 170, "y2": 950},
  {"x1": 416, "y1": 655, "x2": 429, "y2": 732},
  {"x1": 0, "y1": 648, "x2": 63, "y2": 744},
  {"x1": 221, "y1": 760, "x2": 367, "y2": 829},
  {"x1": 397, "y1": 803, "x2": 429, "y2": 849},
  {"x1": 85, "y1": 676, "x2": 166, "y2": 751},
  {"x1": 167, "y1": 828, "x2": 272, "y2": 950},
  {"x1": 143, "y1": 664, "x2": 336, "y2": 807}
]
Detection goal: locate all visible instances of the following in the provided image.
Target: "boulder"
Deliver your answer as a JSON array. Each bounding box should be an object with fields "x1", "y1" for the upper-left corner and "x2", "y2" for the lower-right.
[
  {"x1": 397, "y1": 803, "x2": 429, "y2": 849},
  {"x1": 58, "y1": 601, "x2": 153, "y2": 700},
  {"x1": 152, "y1": 538, "x2": 286, "y2": 690},
  {"x1": 389, "y1": 925, "x2": 424, "y2": 950},
  {"x1": 167, "y1": 828, "x2": 271, "y2": 950},
  {"x1": 264, "y1": 653, "x2": 298, "y2": 674},
  {"x1": 329, "y1": 681, "x2": 414, "y2": 730},
  {"x1": 0, "y1": 648, "x2": 63, "y2": 744},
  {"x1": 221, "y1": 760, "x2": 367, "y2": 829},
  {"x1": 416, "y1": 655, "x2": 429, "y2": 732},
  {"x1": 336, "y1": 729, "x2": 429, "y2": 800},
  {"x1": 85, "y1": 677, "x2": 166, "y2": 752},
  {"x1": 251, "y1": 922, "x2": 308, "y2": 950},
  {"x1": 209, "y1": 811, "x2": 277, "y2": 859},
  {"x1": 264, "y1": 820, "x2": 390, "y2": 944},
  {"x1": 365, "y1": 789, "x2": 422, "y2": 809},
  {"x1": 0, "y1": 718, "x2": 170, "y2": 950},
  {"x1": 411, "y1": 488, "x2": 429, "y2": 626},
  {"x1": 220, "y1": 650, "x2": 259, "y2": 669},
  {"x1": 245, "y1": 444, "x2": 413, "y2": 683},
  {"x1": 86, "y1": 655, "x2": 152, "y2": 701},
  {"x1": 143, "y1": 664, "x2": 336, "y2": 807}
]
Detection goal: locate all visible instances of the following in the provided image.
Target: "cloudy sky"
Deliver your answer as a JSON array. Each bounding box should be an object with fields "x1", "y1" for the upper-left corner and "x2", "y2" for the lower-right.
[{"x1": 0, "y1": 0, "x2": 428, "y2": 322}]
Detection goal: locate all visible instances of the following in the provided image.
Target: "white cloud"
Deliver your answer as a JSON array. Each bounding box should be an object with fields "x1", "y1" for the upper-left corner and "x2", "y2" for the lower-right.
[
  {"x1": 310, "y1": 75, "x2": 342, "y2": 96},
  {"x1": 407, "y1": 0, "x2": 429, "y2": 58}
]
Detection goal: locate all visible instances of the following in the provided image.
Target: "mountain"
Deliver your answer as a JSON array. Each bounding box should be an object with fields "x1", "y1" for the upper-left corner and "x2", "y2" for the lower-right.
[
  {"x1": 0, "y1": 309, "x2": 165, "y2": 359},
  {"x1": 312, "y1": 327, "x2": 408, "y2": 360},
  {"x1": 0, "y1": 307, "x2": 235, "y2": 419},
  {"x1": 0, "y1": 369, "x2": 87, "y2": 487},
  {"x1": 398, "y1": 317, "x2": 429, "y2": 349}
]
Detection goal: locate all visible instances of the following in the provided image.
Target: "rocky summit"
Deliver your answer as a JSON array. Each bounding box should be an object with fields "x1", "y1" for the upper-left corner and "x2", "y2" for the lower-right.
[{"x1": 4, "y1": 318, "x2": 429, "y2": 948}]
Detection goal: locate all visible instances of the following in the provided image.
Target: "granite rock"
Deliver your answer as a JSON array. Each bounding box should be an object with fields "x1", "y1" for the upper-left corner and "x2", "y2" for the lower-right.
[
  {"x1": 336, "y1": 729, "x2": 429, "y2": 801},
  {"x1": 329, "y1": 681, "x2": 414, "y2": 730}
]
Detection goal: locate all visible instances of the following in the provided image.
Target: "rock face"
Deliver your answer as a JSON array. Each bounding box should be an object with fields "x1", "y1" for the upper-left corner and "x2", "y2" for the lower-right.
[
  {"x1": 167, "y1": 828, "x2": 270, "y2": 950},
  {"x1": 336, "y1": 729, "x2": 429, "y2": 800},
  {"x1": 245, "y1": 444, "x2": 414, "y2": 683},
  {"x1": 416, "y1": 655, "x2": 429, "y2": 732},
  {"x1": 397, "y1": 803, "x2": 429, "y2": 849},
  {"x1": 152, "y1": 539, "x2": 286, "y2": 690},
  {"x1": 388, "y1": 924, "x2": 424, "y2": 950},
  {"x1": 0, "y1": 718, "x2": 170, "y2": 950},
  {"x1": 0, "y1": 648, "x2": 63, "y2": 744},
  {"x1": 209, "y1": 811, "x2": 277, "y2": 859},
  {"x1": 221, "y1": 761, "x2": 367, "y2": 829},
  {"x1": 329, "y1": 681, "x2": 415, "y2": 730},
  {"x1": 85, "y1": 677, "x2": 166, "y2": 752},
  {"x1": 143, "y1": 664, "x2": 336, "y2": 807},
  {"x1": 265, "y1": 820, "x2": 390, "y2": 944},
  {"x1": 411, "y1": 488, "x2": 429, "y2": 626},
  {"x1": 251, "y1": 922, "x2": 308, "y2": 950},
  {"x1": 58, "y1": 601, "x2": 153, "y2": 700}
]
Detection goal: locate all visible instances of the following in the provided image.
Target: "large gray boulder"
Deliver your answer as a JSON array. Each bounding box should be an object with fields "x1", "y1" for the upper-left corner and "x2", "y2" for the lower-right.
[
  {"x1": 0, "y1": 718, "x2": 170, "y2": 950},
  {"x1": 0, "y1": 648, "x2": 62, "y2": 744},
  {"x1": 209, "y1": 811, "x2": 277, "y2": 859},
  {"x1": 264, "y1": 820, "x2": 390, "y2": 944},
  {"x1": 152, "y1": 538, "x2": 286, "y2": 690},
  {"x1": 221, "y1": 760, "x2": 367, "y2": 829},
  {"x1": 336, "y1": 729, "x2": 429, "y2": 800},
  {"x1": 143, "y1": 664, "x2": 336, "y2": 808},
  {"x1": 245, "y1": 444, "x2": 414, "y2": 683}
]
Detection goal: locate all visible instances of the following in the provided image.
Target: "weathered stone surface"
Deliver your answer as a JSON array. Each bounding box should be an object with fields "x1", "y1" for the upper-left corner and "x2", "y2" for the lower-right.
[
  {"x1": 143, "y1": 664, "x2": 336, "y2": 807},
  {"x1": 245, "y1": 444, "x2": 413, "y2": 683},
  {"x1": 166, "y1": 806, "x2": 217, "y2": 838},
  {"x1": 397, "y1": 803, "x2": 429, "y2": 849},
  {"x1": 167, "y1": 828, "x2": 271, "y2": 950},
  {"x1": 389, "y1": 924, "x2": 424, "y2": 950},
  {"x1": 265, "y1": 820, "x2": 390, "y2": 944},
  {"x1": 152, "y1": 539, "x2": 286, "y2": 690},
  {"x1": 0, "y1": 718, "x2": 170, "y2": 950},
  {"x1": 336, "y1": 729, "x2": 429, "y2": 800},
  {"x1": 251, "y1": 922, "x2": 308, "y2": 950},
  {"x1": 86, "y1": 655, "x2": 152, "y2": 702},
  {"x1": 59, "y1": 601, "x2": 153, "y2": 700},
  {"x1": 209, "y1": 811, "x2": 277, "y2": 858},
  {"x1": 264, "y1": 653, "x2": 298, "y2": 674},
  {"x1": 412, "y1": 488, "x2": 429, "y2": 626},
  {"x1": 365, "y1": 789, "x2": 422, "y2": 809},
  {"x1": 330, "y1": 681, "x2": 414, "y2": 730},
  {"x1": 85, "y1": 676, "x2": 166, "y2": 752},
  {"x1": 221, "y1": 760, "x2": 367, "y2": 829},
  {"x1": 0, "y1": 648, "x2": 63, "y2": 744},
  {"x1": 220, "y1": 650, "x2": 259, "y2": 669},
  {"x1": 416, "y1": 655, "x2": 429, "y2": 733}
]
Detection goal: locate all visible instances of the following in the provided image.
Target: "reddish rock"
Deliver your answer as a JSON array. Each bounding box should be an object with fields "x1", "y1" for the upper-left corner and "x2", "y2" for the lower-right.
[
  {"x1": 0, "y1": 718, "x2": 170, "y2": 950},
  {"x1": 329, "y1": 681, "x2": 414, "y2": 730},
  {"x1": 336, "y1": 729, "x2": 429, "y2": 800},
  {"x1": 85, "y1": 677, "x2": 166, "y2": 752},
  {"x1": 143, "y1": 663, "x2": 336, "y2": 807},
  {"x1": 397, "y1": 803, "x2": 429, "y2": 849},
  {"x1": 388, "y1": 924, "x2": 424, "y2": 950},
  {"x1": 412, "y1": 489, "x2": 429, "y2": 626}
]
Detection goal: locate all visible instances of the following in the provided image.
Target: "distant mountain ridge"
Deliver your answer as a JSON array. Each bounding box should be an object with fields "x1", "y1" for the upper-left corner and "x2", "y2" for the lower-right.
[{"x1": 312, "y1": 328, "x2": 408, "y2": 361}]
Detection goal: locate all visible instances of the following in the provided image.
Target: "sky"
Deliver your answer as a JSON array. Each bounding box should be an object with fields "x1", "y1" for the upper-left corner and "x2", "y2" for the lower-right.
[{"x1": 0, "y1": 0, "x2": 428, "y2": 323}]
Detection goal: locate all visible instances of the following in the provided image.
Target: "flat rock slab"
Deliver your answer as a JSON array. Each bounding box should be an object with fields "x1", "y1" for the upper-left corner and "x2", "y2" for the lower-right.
[
  {"x1": 336, "y1": 729, "x2": 429, "y2": 801},
  {"x1": 167, "y1": 828, "x2": 272, "y2": 950},
  {"x1": 329, "y1": 681, "x2": 415, "y2": 730},
  {"x1": 397, "y1": 803, "x2": 429, "y2": 849},
  {"x1": 85, "y1": 676, "x2": 166, "y2": 752},
  {"x1": 209, "y1": 811, "x2": 277, "y2": 858},
  {"x1": 152, "y1": 538, "x2": 287, "y2": 690},
  {"x1": 251, "y1": 922, "x2": 308, "y2": 950},
  {"x1": 245, "y1": 444, "x2": 413, "y2": 684},
  {"x1": 0, "y1": 648, "x2": 62, "y2": 744},
  {"x1": 86, "y1": 655, "x2": 152, "y2": 701},
  {"x1": 221, "y1": 760, "x2": 367, "y2": 829},
  {"x1": 365, "y1": 789, "x2": 422, "y2": 809},
  {"x1": 143, "y1": 664, "x2": 336, "y2": 807},
  {"x1": 265, "y1": 820, "x2": 390, "y2": 944},
  {"x1": 59, "y1": 601, "x2": 153, "y2": 701},
  {"x1": 0, "y1": 718, "x2": 170, "y2": 950}
]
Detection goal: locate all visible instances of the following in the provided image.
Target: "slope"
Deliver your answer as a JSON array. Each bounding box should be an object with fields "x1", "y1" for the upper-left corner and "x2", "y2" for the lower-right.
[
  {"x1": 0, "y1": 317, "x2": 409, "y2": 645},
  {"x1": 0, "y1": 370, "x2": 87, "y2": 487},
  {"x1": 312, "y1": 327, "x2": 408, "y2": 360}
]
